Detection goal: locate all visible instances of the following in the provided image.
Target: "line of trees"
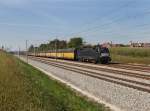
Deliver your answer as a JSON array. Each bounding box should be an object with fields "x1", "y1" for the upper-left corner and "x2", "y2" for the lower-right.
[{"x1": 29, "y1": 37, "x2": 83, "y2": 52}]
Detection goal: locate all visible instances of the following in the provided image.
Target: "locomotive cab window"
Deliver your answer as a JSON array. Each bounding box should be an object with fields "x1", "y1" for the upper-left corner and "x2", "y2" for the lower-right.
[{"x1": 101, "y1": 48, "x2": 109, "y2": 53}]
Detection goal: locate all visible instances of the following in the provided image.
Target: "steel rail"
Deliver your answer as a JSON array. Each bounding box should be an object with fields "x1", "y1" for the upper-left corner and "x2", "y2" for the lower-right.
[
  {"x1": 30, "y1": 57, "x2": 150, "y2": 93},
  {"x1": 30, "y1": 56, "x2": 150, "y2": 80},
  {"x1": 106, "y1": 64, "x2": 150, "y2": 73}
]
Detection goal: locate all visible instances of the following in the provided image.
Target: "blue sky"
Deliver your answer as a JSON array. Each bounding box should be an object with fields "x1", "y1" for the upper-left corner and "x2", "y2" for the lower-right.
[{"x1": 0, "y1": 0, "x2": 150, "y2": 50}]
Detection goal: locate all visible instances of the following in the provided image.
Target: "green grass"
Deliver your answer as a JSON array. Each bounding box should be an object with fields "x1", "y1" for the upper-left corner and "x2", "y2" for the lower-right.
[
  {"x1": 0, "y1": 51, "x2": 109, "y2": 111},
  {"x1": 110, "y1": 47, "x2": 150, "y2": 64}
]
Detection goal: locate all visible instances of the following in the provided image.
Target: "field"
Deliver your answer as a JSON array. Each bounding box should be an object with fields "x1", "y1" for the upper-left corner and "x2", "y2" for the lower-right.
[
  {"x1": 0, "y1": 51, "x2": 109, "y2": 111},
  {"x1": 110, "y1": 47, "x2": 150, "y2": 64}
]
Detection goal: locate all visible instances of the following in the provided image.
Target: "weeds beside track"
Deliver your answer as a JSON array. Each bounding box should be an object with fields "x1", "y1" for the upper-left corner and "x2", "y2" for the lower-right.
[
  {"x1": 110, "y1": 47, "x2": 150, "y2": 64},
  {"x1": 0, "y1": 52, "x2": 109, "y2": 111}
]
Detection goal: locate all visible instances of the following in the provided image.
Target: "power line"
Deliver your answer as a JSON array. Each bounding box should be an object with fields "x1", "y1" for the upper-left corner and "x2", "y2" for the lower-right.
[
  {"x1": 69, "y1": 8, "x2": 150, "y2": 38},
  {"x1": 26, "y1": 40, "x2": 28, "y2": 63},
  {"x1": 66, "y1": 0, "x2": 150, "y2": 39},
  {"x1": 66, "y1": 0, "x2": 135, "y2": 37}
]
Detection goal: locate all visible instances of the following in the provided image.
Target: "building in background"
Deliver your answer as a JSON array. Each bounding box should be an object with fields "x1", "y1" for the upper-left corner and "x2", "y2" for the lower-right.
[
  {"x1": 143, "y1": 43, "x2": 150, "y2": 47},
  {"x1": 130, "y1": 41, "x2": 150, "y2": 47},
  {"x1": 101, "y1": 42, "x2": 127, "y2": 48},
  {"x1": 101, "y1": 41, "x2": 150, "y2": 48}
]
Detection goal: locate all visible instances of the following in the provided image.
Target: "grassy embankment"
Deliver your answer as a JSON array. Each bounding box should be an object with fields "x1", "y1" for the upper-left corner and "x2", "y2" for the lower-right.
[
  {"x1": 110, "y1": 47, "x2": 150, "y2": 64},
  {"x1": 0, "y1": 51, "x2": 109, "y2": 111}
]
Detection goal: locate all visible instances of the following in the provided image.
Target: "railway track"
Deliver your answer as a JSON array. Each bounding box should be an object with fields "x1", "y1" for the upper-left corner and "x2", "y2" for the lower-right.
[
  {"x1": 29, "y1": 56, "x2": 150, "y2": 93},
  {"x1": 30, "y1": 56, "x2": 150, "y2": 79},
  {"x1": 30, "y1": 56, "x2": 150, "y2": 73},
  {"x1": 107, "y1": 63, "x2": 150, "y2": 73}
]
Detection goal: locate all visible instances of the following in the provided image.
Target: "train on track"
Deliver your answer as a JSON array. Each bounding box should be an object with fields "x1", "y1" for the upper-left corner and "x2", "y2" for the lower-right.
[{"x1": 28, "y1": 45, "x2": 111, "y2": 64}]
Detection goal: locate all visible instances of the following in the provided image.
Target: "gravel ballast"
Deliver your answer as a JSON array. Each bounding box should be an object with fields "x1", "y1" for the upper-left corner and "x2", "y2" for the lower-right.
[{"x1": 19, "y1": 57, "x2": 150, "y2": 111}]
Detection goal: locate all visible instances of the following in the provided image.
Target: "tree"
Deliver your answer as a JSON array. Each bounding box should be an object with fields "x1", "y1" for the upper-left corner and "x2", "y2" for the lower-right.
[
  {"x1": 28, "y1": 45, "x2": 34, "y2": 52},
  {"x1": 31, "y1": 37, "x2": 83, "y2": 52},
  {"x1": 2, "y1": 45, "x2": 4, "y2": 50},
  {"x1": 59, "y1": 40, "x2": 67, "y2": 49},
  {"x1": 48, "y1": 39, "x2": 67, "y2": 50},
  {"x1": 68, "y1": 37, "x2": 83, "y2": 48},
  {"x1": 39, "y1": 44, "x2": 48, "y2": 51},
  {"x1": 48, "y1": 39, "x2": 59, "y2": 50}
]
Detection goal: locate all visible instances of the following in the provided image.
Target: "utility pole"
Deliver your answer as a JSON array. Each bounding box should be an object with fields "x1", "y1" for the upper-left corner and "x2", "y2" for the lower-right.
[
  {"x1": 34, "y1": 44, "x2": 37, "y2": 56},
  {"x1": 18, "y1": 46, "x2": 20, "y2": 58},
  {"x1": 26, "y1": 40, "x2": 28, "y2": 63},
  {"x1": 34, "y1": 46, "x2": 35, "y2": 56},
  {"x1": 2, "y1": 45, "x2": 4, "y2": 50},
  {"x1": 55, "y1": 38, "x2": 57, "y2": 60}
]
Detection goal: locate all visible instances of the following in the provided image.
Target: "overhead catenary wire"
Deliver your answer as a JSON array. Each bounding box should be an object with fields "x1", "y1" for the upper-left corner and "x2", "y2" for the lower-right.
[
  {"x1": 68, "y1": 8, "x2": 150, "y2": 42},
  {"x1": 65, "y1": 0, "x2": 136, "y2": 37},
  {"x1": 27, "y1": 0, "x2": 150, "y2": 46},
  {"x1": 63, "y1": 0, "x2": 150, "y2": 43}
]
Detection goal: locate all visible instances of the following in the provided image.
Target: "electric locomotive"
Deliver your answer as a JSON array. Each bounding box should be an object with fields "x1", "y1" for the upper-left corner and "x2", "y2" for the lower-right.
[
  {"x1": 28, "y1": 45, "x2": 111, "y2": 64},
  {"x1": 76, "y1": 45, "x2": 111, "y2": 63}
]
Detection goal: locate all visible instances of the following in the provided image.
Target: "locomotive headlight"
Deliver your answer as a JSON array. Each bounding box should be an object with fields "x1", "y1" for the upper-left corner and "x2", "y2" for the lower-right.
[{"x1": 101, "y1": 53, "x2": 109, "y2": 57}]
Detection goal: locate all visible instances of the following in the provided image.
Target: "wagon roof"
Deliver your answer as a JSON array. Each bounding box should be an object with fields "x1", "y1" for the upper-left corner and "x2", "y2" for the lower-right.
[{"x1": 47, "y1": 48, "x2": 76, "y2": 52}]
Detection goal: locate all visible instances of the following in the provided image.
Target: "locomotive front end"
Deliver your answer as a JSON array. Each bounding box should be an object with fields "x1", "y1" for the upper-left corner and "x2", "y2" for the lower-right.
[{"x1": 99, "y1": 47, "x2": 111, "y2": 64}]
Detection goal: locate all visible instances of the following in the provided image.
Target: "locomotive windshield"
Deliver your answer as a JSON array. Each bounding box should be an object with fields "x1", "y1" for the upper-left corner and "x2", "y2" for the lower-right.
[{"x1": 101, "y1": 47, "x2": 109, "y2": 53}]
